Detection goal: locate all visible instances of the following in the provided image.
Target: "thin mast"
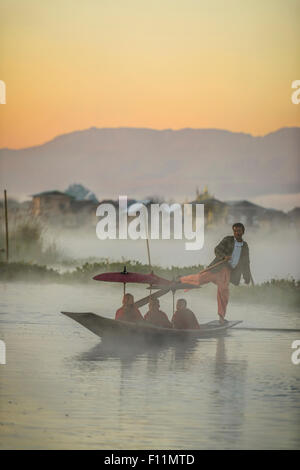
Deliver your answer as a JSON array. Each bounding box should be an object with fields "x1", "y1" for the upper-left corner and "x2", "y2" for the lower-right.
[
  {"x1": 145, "y1": 208, "x2": 151, "y2": 270},
  {"x1": 4, "y1": 190, "x2": 9, "y2": 262},
  {"x1": 146, "y1": 238, "x2": 151, "y2": 270},
  {"x1": 145, "y1": 210, "x2": 152, "y2": 298}
]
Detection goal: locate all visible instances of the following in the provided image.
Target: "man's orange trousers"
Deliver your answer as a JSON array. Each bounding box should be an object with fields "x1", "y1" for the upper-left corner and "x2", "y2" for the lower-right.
[{"x1": 180, "y1": 267, "x2": 231, "y2": 318}]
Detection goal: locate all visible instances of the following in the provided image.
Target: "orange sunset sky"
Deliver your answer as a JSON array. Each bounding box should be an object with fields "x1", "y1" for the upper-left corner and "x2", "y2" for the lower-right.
[{"x1": 0, "y1": 0, "x2": 300, "y2": 149}]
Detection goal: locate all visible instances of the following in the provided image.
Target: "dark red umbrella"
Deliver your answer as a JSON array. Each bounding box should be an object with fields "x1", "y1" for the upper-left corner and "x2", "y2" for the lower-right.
[{"x1": 93, "y1": 266, "x2": 171, "y2": 295}]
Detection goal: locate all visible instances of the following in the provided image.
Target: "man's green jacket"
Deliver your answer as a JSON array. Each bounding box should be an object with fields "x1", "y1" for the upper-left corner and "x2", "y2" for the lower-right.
[{"x1": 208, "y1": 235, "x2": 252, "y2": 286}]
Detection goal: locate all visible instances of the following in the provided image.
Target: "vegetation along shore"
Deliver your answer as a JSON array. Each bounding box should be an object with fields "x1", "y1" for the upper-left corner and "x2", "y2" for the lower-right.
[{"x1": 0, "y1": 260, "x2": 299, "y2": 311}]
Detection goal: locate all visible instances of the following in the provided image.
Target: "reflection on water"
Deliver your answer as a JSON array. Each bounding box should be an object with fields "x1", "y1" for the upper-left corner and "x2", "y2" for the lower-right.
[
  {"x1": 0, "y1": 282, "x2": 299, "y2": 449},
  {"x1": 79, "y1": 336, "x2": 199, "y2": 364},
  {"x1": 213, "y1": 338, "x2": 248, "y2": 445},
  {"x1": 73, "y1": 335, "x2": 250, "y2": 449}
]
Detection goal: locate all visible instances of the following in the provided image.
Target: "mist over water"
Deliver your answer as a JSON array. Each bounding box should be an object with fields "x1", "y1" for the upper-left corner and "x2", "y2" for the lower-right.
[
  {"x1": 1, "y1": 222, "x2": 299, "y2": 449},
  {"x1": 0, "y1": 282, "x2": 299, "y2": 449},
  {"x1": 49, "y1": 225, "x2": 300, "y2": 283}
]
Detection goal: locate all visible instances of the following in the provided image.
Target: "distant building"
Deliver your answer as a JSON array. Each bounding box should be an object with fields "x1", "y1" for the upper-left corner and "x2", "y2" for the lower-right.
[
  {"x1": 188, "y1": 198, "x2": 227, "y2": 227},
  {"x1": 195, "y1": 186, "x2": 213, "y2": 202},
  {"x1": 31, "y1": 190, "x2": 99, "y2": 227},
  {"x1": 28, "y1": 188, "x2": 296, "y2": 231},
  {"x1": 189, "y1": 187, "x2": 228, "y2": 227},
  {"x1": 189, "y1": 189, "x2": 289, "y2": 229},
  {"x1": 32, "y1": 191, "x2": 73, "y2": 217}
]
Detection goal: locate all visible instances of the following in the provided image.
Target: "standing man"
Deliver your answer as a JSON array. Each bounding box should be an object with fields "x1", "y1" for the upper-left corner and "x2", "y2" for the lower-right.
[{"x1": 180, "y1": 223, "x2": 252, "y2": 323}]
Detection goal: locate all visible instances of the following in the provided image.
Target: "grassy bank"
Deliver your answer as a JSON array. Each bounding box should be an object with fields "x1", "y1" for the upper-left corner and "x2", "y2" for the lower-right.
[
  {"x1": 0, "y1": 260, "x2": 204, "y2": 283},
  {"x1": 229, "y1": 278, "x2": 300, "y2": 310},
  {"x1": 0, "y1": 214, "x2": 62, "y2": 264},
  {"x1": 0, "y1": 260, "x2": 299, "y2": 311}
]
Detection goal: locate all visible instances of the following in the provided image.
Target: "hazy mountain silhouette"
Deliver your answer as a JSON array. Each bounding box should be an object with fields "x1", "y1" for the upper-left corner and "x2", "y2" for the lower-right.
[{"x1": 0, "y1": 127, "x2": 299, "y2": 201}]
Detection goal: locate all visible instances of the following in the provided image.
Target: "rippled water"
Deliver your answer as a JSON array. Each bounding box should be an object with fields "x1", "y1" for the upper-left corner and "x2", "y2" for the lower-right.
[{"x1": 0, "y1": 282, "x2": 299, "y2": 449}]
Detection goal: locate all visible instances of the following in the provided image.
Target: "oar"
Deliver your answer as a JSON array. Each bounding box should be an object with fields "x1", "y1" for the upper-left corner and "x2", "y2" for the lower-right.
[
  {"x1": 144, "y1": 211, "x2": 153, "y2": 297},
  {"x1": 134, "y1": 287, "x2": 171, "y2": 308},
  {"x1": 197, "y1": 258, "x2": 228, "y2": 275},
  {"x1": 200, "y1": 259, "x2": 255, "y2": 287},
  {"x1": 135, "y1": 260, "x2": 228, "y2": 308},
  {"x1": 198, "y1": 259, "x2": 255, "y2": 287}
]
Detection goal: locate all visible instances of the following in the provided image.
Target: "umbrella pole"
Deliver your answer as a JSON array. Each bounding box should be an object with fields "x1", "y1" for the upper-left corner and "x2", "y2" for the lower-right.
[
  {"x1": 4, "y1": 190, "x2": 9, "y2": 262},
  {"x1": 172, "y1": 291, "x2": 175, "y2": 315},
  {"x1": 123, "y1": 283, "x2": 126, "y2": 296}
]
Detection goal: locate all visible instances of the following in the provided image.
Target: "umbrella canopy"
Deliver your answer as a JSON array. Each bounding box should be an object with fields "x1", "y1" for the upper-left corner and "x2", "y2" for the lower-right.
[{"x1": 93, "y1": 267, "x2": 171, "y2": 286}]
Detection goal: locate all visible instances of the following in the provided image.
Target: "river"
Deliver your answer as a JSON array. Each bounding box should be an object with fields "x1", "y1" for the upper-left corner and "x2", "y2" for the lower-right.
[{"x1": 0, "y1": 282, "x2": 299, "y2": 449}]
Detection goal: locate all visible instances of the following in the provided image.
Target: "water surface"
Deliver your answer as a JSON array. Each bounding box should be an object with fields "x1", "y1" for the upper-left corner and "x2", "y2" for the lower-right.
[{"x1": 0, "y1": 282, "x2": 299, "y2": 449}]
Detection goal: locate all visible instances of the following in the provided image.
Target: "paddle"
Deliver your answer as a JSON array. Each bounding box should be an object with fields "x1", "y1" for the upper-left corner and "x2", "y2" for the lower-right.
[
  {"x1": 201, "y1": 258, "x2": 255, "y2": 287},
  {"x1": 198, "y1": 258, "x2": 256, "y2": 287},
  {"x1": 134, "y1": 259, "x2": 230, "y2": 308},
  {"x1": 134, "y1": 287, "x2": 171, "y2": 308},
  {"x1": 182, "y1": 259, "x2": 256, "y2": 289},
  {"x1": 195, "y1": 258, "x2": 228, "y2": 275}
]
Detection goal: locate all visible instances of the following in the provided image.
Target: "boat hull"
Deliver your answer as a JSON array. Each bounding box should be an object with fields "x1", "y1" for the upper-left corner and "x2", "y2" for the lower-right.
[{"x1": 61, "y1": 311, "x2": 242, "y2": 342}]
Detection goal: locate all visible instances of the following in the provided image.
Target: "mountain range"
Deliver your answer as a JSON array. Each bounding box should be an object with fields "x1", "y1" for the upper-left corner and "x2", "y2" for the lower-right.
[{"x1": 0, "y1": 127, "x2": 299, "y2": 203}]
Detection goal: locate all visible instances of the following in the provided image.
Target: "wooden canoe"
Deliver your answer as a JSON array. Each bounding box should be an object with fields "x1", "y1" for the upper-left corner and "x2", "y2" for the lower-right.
[{"x1": 61, "y1": 311, "x2": 242, "y2": 342}]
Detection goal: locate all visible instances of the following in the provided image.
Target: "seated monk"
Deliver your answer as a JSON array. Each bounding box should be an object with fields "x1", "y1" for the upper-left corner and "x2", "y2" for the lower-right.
[
  {"x1": 144, "y1": 298, "x2": 173, "y2": 329},
  {"x1": 115, "y1": 293, "x2": 144, "y2": 323},
  {"x1": 171, "y1": 299, "x2": 200, "y2": 329}
]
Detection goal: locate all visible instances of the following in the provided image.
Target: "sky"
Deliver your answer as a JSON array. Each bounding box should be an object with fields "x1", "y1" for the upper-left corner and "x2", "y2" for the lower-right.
[{"x1": 0, "y1": 0, "x2": 300, "y2": 149}]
